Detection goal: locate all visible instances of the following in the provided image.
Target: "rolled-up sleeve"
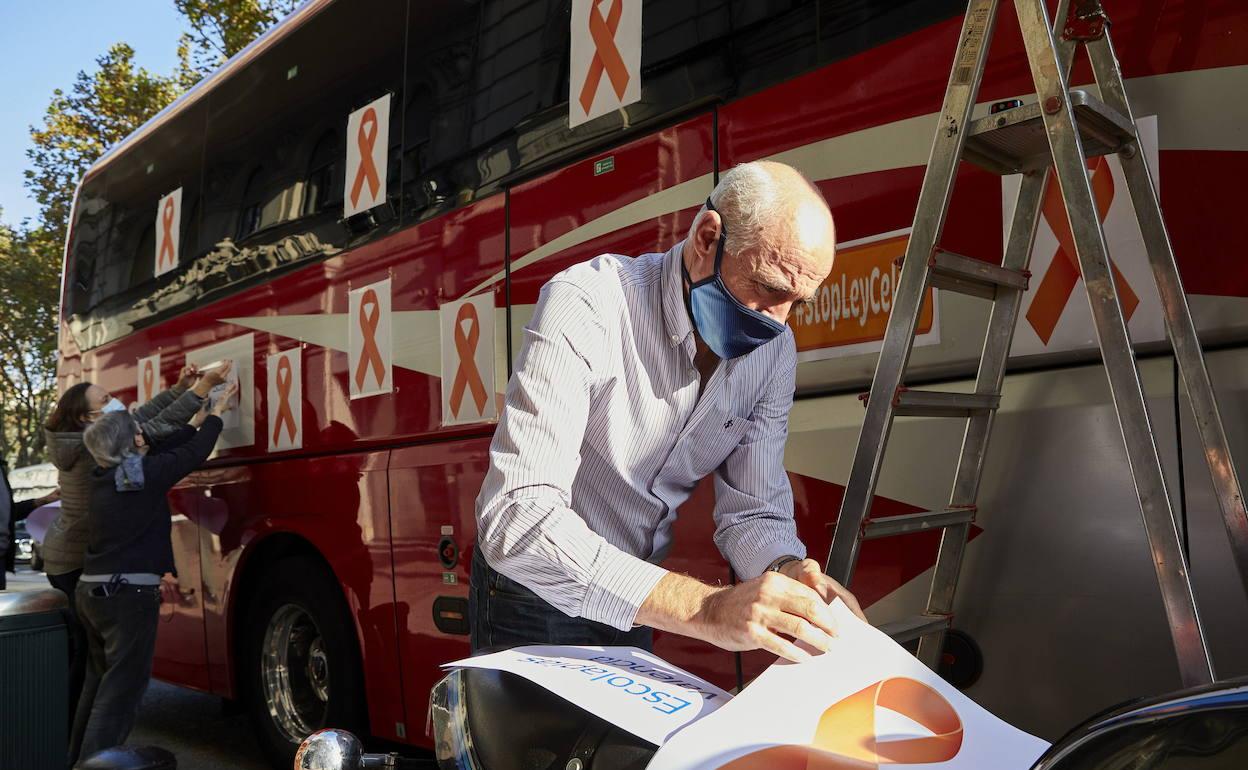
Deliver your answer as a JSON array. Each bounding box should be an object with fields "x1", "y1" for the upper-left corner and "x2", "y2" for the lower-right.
[
  {"x1": 712, "y1": 336, "x2": 806, "y2": 578},
  {"x1": 475, "y1": 280, "x2": 669, "y2": 631}
]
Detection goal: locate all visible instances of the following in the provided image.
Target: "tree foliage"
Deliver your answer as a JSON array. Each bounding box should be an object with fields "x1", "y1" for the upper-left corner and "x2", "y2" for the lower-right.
[
  {"x1": 0, "y1": 217, "x2": 62, "y2": 466},
  {"x1": 175, "y1": 0, "x2": 300, "y2": 88}
]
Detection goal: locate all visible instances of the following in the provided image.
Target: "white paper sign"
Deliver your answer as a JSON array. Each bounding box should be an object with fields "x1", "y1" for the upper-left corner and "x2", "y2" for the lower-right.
[
  {"x1": 137, "y1": 353, "x2": 161, "y2": 405},
  {"x1": 267, "y1": 348, "x2": 302, "y2": 452},
  {"x1": 1005, "y1": 116, "x2": 1163, "y2": 357},
  {"x1": 348, "y1": 278, "x2": 392, "y2": 399},
  {"x1": 445, "y1": 645, "x2": 731, "y2": 746},
  {"x1": 569, "y1": 0, "x2": 641, "y2": 127},
  {"x1": 154, "y1": 187, "x2": 181, "y2": 278},
  {"x1": 439, "y1": 293, "x2": 497, "y2": 425},
  {"x1": 186, "y1": 334, "x2": 255, "y2": 451},
  {"x1": 649, "y1": 601, "x2": 1049, "y2": 769},
  {"x1": 344, "y1": 94, "x2": 390, "y2": 217}
]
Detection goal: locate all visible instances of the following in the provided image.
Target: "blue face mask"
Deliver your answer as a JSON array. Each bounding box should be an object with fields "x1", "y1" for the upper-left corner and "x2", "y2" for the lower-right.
[{"x1": 682, "y1": 198, "x2": 788, "y2": 359}]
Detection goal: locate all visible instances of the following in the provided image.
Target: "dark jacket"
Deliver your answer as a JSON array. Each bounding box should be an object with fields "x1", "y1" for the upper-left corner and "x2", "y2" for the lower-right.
[
  {"x1": 2, "y1": 464, "x2": 38, "y2": 576},
  {"x1": 42, "y1": 385, "x2": 204, "y2": 576},
  {"x1": 83, "y1": 416, "x2": 223, "y2": 577}
]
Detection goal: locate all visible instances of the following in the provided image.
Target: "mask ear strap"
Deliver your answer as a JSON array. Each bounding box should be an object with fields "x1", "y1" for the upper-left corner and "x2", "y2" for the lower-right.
[{"x1": 705, "y1": 197, "x2": 728, "y2": 276}]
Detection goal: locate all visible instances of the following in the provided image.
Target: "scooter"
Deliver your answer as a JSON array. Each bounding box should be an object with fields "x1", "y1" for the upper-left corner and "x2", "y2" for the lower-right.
[{"x1": 296, "y1": 669, "x2": 1248, "y2": 770}]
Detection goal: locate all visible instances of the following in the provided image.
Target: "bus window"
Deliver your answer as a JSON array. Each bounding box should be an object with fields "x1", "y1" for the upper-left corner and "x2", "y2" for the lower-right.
[
  {"x1": 401, "y1": 0, "x2": 482, "y2": 222},
  {"x1": 199, "y1": 0, "x2": 406, "y2": 270},
  {"x1": 62, "y1": 98, "x2": 206, "y2": 349}
]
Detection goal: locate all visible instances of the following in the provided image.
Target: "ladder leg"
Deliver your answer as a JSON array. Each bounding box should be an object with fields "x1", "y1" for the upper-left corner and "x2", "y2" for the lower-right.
[
  {"x1": 827, "y1": 0, "x2": 1002, "y2": 586},
  {"x1": 1014, "y1": 0, "x2": 1214, "y2": 687},
  {"x1": 917, "y1": 0, "x2": 1079, "y2": 668},
  {"x1": 916, "y1": 169, "x2": 1049, "y2": 667},
  {"x1": 1084, "y1": 29, "x2": 1248, "y2": 602}
]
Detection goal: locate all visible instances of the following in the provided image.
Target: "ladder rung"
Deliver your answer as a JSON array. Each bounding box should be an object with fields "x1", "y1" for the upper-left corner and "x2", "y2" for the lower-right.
[
  {"x1": 888, "y1": 388, "x2": 1000, "y2": 417},
  {"x1": 927, "y1": 249, "x2": 1030, "y2": 300},
  {"x1": 863, "y1": 506, "x2": 977, "y2": 540},
  {"x1": 963, "y1": 89, "x2": 1136, "y2": 175},
  {"x1": 878, "y1": 614, "x2": 952, "y2": 644}
]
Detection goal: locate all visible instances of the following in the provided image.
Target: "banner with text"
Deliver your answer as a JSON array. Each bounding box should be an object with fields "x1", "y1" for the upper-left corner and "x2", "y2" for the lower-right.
[{"x1": 788, "y1": 229, "x2": 938, "y2": 362}]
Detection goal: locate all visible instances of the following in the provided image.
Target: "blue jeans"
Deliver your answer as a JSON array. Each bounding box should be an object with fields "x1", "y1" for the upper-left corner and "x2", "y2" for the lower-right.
[{"x1": 469, "y1": 546, "x2": 653, "y2": 653}]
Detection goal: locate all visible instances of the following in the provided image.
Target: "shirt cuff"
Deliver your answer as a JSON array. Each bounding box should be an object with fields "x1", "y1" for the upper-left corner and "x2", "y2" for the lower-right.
[
  {"x1": 581, "y1": 546, "x2": 670, "y2": 631},
  {"x1": 731, "y1": 537, "x2": 808, "y2": 581}
]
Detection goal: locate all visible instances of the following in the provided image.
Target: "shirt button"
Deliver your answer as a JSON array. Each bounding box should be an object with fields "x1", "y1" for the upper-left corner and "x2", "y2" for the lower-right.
[{"x1": 670, "y1": 335, "x2": 679, "y2": 344}]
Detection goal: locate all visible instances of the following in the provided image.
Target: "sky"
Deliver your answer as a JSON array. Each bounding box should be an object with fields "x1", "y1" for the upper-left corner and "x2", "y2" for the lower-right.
[{"x1": 0, "y1": 2, "x2": 188, "y2": 227}]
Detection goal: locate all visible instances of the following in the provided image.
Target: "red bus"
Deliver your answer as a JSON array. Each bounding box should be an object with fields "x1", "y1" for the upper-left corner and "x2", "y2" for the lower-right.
[{"x1": 58, "y1": 0, "x2": 1248, "y2": 764}]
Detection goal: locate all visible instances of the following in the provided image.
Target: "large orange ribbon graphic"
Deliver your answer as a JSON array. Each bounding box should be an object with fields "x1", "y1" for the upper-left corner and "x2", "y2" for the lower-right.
[
  {"x1": 272, "y1": 356, "x2": 297, "y2": 446},
  {"x1": 578, "y1": 0, "x2": 629, "y2": 115},
  {"x1": 349, "y1": 107, "x2": 381, "y2": 209},
  {"x1": 721, "y1": 678, "x2": 964, "y2": 769},
  {"x1": 158, "y1": 196, "x2": 176, "y2": 270},
  {"x1": 143, "y1": 360, "x2": 155, "y2": 401},
  {"x1": 354, "y1": 288, "x2": 385, "y2": 391},
  {"x1": 1025, "y1": 157, "x2": 1138, "y2": 344},
  {"x1": 449, "y1": 302, "x2": 489, "y2": 418}
]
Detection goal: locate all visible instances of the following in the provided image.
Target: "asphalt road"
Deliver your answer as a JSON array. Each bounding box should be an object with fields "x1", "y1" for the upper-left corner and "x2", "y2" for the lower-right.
[{"x1": 6, "y1": 566, "x2": 272, "y2": 770}]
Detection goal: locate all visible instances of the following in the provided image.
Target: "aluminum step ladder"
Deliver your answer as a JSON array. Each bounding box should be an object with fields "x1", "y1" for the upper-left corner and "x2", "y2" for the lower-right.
[{"x1": 825, "y1": 0, "x2": 1248, "y2": 688}]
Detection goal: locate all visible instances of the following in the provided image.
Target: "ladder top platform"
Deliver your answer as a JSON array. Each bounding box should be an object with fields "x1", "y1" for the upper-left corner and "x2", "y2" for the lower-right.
[{"x1": 964, "y1": 89, "x2": 1136, "y2": 175}]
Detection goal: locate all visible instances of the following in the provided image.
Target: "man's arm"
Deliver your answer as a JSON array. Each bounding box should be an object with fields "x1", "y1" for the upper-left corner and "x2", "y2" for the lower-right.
[
  {"x1": 711, "y1": 337, "x2": 807, "y2": 578},
  {"x1": 476, "y1": 280, "x2": 669, "y2": 631}
]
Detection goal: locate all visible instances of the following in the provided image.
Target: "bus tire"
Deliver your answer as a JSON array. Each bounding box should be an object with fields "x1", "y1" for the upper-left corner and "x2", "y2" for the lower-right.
[{"x1": 244, "y1": 555, "x2": 366, "y2": 768}]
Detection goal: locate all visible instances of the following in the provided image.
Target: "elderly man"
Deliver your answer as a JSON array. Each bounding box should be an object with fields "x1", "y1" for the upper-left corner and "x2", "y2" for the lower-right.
[{"x1": 472, "y1": 161, "x2": 862, "y2": 663}]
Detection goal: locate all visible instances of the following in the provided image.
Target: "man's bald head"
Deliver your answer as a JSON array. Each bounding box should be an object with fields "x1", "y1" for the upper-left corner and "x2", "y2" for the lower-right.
[{"x1": 684, "y1": 161, "x2": 837, "y2": 326}]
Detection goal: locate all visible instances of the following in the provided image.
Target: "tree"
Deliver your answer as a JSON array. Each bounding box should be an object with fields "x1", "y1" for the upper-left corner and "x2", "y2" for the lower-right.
[
  {"x1": 25, "y1": 43, "x2": 179, "y2": 241},
  {"x1": 175, "y1": 0, "x2": 300, "y2": 88},
  {"x1": 0, "y1": 216, "x2": 62, "y2": 467}
]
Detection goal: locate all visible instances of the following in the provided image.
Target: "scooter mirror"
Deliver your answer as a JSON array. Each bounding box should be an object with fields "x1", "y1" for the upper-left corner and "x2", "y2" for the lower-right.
[{"x1": 294, "y1": 728, "x2": 365, "y2": 770}]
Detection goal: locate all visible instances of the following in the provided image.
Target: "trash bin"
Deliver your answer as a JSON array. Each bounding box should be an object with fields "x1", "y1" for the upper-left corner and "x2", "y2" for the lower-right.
[{"x1": 0, "y1": 588, "x2": 69, "y2": 770}]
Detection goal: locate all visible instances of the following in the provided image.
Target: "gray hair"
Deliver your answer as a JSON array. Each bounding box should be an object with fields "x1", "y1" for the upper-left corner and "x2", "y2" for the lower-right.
[
  {"x1": 83, "y1": 411, "x2": 140, "y2": 468},
  {"x1": 687, "y1": 161, "x2": 817, "y2": 257}
]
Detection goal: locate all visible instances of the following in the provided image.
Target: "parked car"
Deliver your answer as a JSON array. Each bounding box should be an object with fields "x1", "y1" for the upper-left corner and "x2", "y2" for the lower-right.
[{"x1": 12, "y1": 521, "x2": 33, "y2": 566}]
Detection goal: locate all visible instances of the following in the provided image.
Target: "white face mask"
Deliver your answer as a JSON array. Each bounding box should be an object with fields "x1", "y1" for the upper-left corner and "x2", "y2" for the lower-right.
[{"x1": 101, "y1": 398, "x2": 126, "y2": 414}]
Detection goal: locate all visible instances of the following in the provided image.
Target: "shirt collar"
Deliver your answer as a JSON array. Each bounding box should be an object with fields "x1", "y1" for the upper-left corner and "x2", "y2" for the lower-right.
[{"x1": 661, "y1": 241, "x2": 694, "y2": 348}]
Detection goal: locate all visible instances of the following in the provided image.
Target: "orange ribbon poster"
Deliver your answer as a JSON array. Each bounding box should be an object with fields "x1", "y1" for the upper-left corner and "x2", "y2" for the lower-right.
[
  {"x1": 344, "y1": 94, "x2": 390, "y2": 217},
  {"x1": 267, "y1": 349, "x2": 302, "y2": 452},
  {"x1": 440, "y1": 293, "x2": 497, "y2": 426},
  {"x1": 570, "y1": 0, "x2": 641, "y2": 127},
  {"x1": 1008, "y1": 115, "x2": 1164, "y2": 356},
  {"x1": 721, "y1": 678, "x2": 963, "y2": 769},
  {"x1": 348, "y1": 279, "x2": 392, "y2": 399},
  {"x1": 788, "y1": 230, "x2": 938, "y2": 361},
  {"x1": 1025, "y1": 157, "x2": 1137, "y2": 345},
  {"x1": 648, "y1": 600, "x2": 1048, "y2": 770},
  {"x1": 137, "y1": 353, "x2": 160, "y2": 404},
  {"x1": 154, "y1": 188, "x2": 181, "y2": 278}
]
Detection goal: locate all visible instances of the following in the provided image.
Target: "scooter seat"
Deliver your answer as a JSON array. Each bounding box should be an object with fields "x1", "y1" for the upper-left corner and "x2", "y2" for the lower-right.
[{"x1": 452, "y1": 667, "x2": 656, "y2": 770}]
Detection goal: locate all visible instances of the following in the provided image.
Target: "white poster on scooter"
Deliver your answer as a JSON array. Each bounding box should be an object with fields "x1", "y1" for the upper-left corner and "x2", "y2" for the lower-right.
[
  {"x1": 445, "y1": 645, "x2": 732, "y2": 746},
  {"x1": 648, "y1": 600, "x2": 1049, "y2": 769}
]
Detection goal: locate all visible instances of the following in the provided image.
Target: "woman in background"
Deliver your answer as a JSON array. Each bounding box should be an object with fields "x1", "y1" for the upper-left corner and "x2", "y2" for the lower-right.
[{"x1": 68, "y1": 382, "x2": 235, "y2": 766}]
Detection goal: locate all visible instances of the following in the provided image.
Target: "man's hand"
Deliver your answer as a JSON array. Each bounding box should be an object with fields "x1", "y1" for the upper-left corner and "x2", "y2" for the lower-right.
[
  {"x1": 637, "y1": 570, "x2": 845, "y2": 664},
  {"x1": 176, "y1": 364, "x2": 199, "y2": 390},
  {"x1": 36, "y1": 488, "x2": 61, "y2": 506},
  {"x1": 160, "y1": 573, "x2": 180, "y2": 605},
  {"x1": 777, "y1": 558, "x2": 866, "y2": 622},
  {"x1": 209, "y1": 382, "x2": 239, "y2": 416}
]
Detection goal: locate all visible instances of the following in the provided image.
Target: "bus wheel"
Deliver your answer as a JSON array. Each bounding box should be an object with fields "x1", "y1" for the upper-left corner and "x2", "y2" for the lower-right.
[{"x1": 244, "y1": 555, "x2": 365, "y2": 768}]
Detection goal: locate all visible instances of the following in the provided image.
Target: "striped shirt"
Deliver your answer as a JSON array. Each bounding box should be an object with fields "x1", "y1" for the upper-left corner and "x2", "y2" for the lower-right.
[{"x1": 475, "y1": 241, "x2": 806, "y2": 631}]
